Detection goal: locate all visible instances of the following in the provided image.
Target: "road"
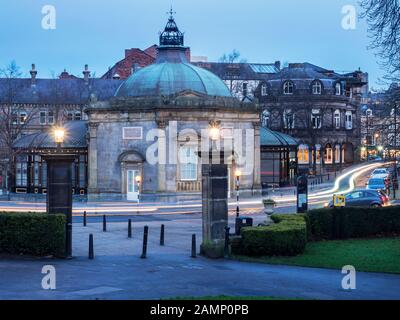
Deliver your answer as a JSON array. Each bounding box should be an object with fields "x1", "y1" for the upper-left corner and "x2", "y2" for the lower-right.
[{"x1": 0, "y1": 162, "x2": 391, "y2": 224}]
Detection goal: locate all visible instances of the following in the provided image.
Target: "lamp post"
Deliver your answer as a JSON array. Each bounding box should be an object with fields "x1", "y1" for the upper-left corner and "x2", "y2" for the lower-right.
[
  {"x1": 43, "y1": 127, "x2": 75, "y2": 258},
  {"x1": 136, "y1": 175, "x2": 142, "y2": 202},
  {"x1": 235, "y1": 169, "x2": 241, "y2": 218}
]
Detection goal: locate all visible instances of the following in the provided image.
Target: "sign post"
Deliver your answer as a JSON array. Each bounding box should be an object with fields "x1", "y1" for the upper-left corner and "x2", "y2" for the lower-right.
[{"x1": 297, "y1": 175, "x2": 308, "y2": 213}]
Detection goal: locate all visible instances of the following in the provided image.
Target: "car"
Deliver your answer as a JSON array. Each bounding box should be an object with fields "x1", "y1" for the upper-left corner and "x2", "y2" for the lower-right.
[
  {"x1": 327, "y1": 189, "x2": 387, "y2": 208},
  {"x1": 366, "y1": 177, "x2": 389, "y2": 191},
  {"x1": 370, "y1": 168, "x2": 389, "y2": 177}
]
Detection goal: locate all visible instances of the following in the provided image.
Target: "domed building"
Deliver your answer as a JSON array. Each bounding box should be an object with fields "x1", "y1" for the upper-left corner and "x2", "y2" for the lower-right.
[{"x1": 86, "y1": 14, "x2": 261, "y2": 199}]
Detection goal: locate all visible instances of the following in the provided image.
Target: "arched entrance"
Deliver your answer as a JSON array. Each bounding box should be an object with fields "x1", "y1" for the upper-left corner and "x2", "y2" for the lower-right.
[{"x1": 118, "y1": 151, "x2": 145, "y2": 201}]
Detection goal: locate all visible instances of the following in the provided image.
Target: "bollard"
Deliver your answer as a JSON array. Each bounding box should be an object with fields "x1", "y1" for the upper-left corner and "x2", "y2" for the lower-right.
[
  {"x1": 128, "y1": 219, "x2": 132, "y2": 238},
  {"x1": 103, "y1": 215, "x2": 107, "y2": 232},
  {"x1": 141, "y1": 226, "x2": 149, "y2": 259},
  {"x1": 88, "y1": 234, "x2": 94, "y2": 260},
  {"x1": 224, "y1": 226, "x2": 230, "y2": 258},
  {"x1": 160, "y1": 224, "x2": 165, "y2": 246},
  {"x1": 83, "y1": 211, "x2": 87, "y2": 227},
  {"x1": 191, "y1": 234, "x2": 197, "y2": 258}
]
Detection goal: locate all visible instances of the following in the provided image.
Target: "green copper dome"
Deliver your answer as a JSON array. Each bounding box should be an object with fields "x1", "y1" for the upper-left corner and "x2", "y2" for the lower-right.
[{"x1": 115, "y1": 15, "x2": 232, "y2": 98}]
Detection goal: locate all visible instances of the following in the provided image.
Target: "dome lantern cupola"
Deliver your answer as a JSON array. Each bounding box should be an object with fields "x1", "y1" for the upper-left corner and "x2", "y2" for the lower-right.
[{"x1": 159, "y1": 8, "x2": 184, "y2": 48}]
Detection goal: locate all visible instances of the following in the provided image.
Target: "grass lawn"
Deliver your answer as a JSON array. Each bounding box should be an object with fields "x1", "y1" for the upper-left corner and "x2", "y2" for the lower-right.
[{"x1": 234, "y1": 237, "x2": 400, "y2": 274}]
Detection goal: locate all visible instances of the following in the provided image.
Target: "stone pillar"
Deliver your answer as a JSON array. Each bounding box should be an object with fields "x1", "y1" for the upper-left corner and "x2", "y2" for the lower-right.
[
  {"x1": 88, "y1": 123, "x2": 99, "y2": 194},
  {"x1": 200, "y1": 163, "x2": 228, "y2": 258},
  {"x1": 157, "y1": 121, "x2": 167, "y2": 192},
  {"x1": 253, "y1": 122, "x2": 262, "y2": 191}
]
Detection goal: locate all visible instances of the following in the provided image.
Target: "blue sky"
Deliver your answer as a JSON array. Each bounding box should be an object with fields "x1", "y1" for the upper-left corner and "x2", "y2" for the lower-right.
[{"x1": 0, "y1": 0, "x2": 386, "y2": 89}]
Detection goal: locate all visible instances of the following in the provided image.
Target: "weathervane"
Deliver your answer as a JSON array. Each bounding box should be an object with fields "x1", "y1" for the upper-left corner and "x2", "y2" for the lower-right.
[{"x1": 167, "y1": 5, "x2": 176, "y2": 19}]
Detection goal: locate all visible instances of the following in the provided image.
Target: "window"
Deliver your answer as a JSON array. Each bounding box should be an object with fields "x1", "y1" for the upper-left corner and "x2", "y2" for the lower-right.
[
  {"x1": 345, "y1": 111, "x2": 353, "y2": 130},
  {"x1": 11, "y1": 111, "x2": 18, "y2": 125},
  {"x1": 179, "y1": 145, "x2": 198, "y2": 181},
  {"x1": 242, "y1": 83, "x2": 248, "y2": 97},
  {"x1": 335, "y1": 145, "x2": 341, "y2": 163},
  {"x1": 15, "y1": 155, "x2": 28, "y2": 187},
  {"x1": 261, "y1": 84, "x2": 268, "y2": 96},
  {"x1": 324, "y1": 144, "x2": 333, "y2": 164},
  {"x1": 262, "y1": 110, "x2": 270, "y2": 127},
  {"x1": 74, "y1": 111, "x2": 81, "y2": 121},
  {"x1": 79, "y1": 156, "x2": 86, "y2": 188},
  {"x1": 335, "y1": 82, "x2": 342, "y2": 95},
  {"x1": 123, "y1": 127, "x2": 143, "y2": 140},
  {"x1": 283, "y1": 110, "x2": 295, "y2": 129},
  {"x1": 67, "y1": 112, "x2": 74, "y2": 121},
  {"x1": 311, "y1": 109, "x2": 322, "y2": 129},
  {"x1": 315, "y1": 144, "x2": 322, "y2": 164},
  {"x1": 334, "y1": 110, "x2": 341, "y2": 129},
  {"x1": 283, "y1": 81, "x2": 294, "y2": 95},
  {"x1": 48, "y1": 111, "x2": 55, "y2": 125},
  {"x1": 40, "y1": 111, "x2": 46, "y2": 125},
  {"x1": 366, "y1": 109, "x2": 373, "y2": 117},
  {"x1": 19, "y1": 112, "x2": 27, "y2": 124},
  {"x1": 298, "y1": 144, "x2": 309, "y2": 164},
  {"x1": 312, "y1": 81, "x2": 322, "y2": 95}
]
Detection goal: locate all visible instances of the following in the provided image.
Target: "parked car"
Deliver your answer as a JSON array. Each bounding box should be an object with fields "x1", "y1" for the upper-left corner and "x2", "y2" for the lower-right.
[
  {"x1": 327, "y1": 189, "x2": 388, "y2": 208},
  {"x1": 366, "y1": 177, "x2": 389, "y2": 191},
  {"x1": 370, "y1": 168, "x2": 390, "y2": 177}
]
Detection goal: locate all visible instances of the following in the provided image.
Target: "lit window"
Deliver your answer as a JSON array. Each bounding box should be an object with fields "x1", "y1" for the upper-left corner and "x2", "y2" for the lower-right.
[
  {"x1": 298, "y1": 144, "x2": 309, "y2": 164},
  {"x1": 312, "y1": 81, "x2": 322, "y2": 95},
  {"x1": 283, "y1": 81, "x2": 294, "y2": 95},
  {"x1": 324, "y1": 144, "x2": 333, "y2": 164},
  {"x1": 334, "y1": 110, "x2": 341, "y2": 129},
  {"x1": 179, "y1": 145, "x2": 198, "y2": 181},
  {"x1": 335, "y1": 145, "x2": 341, "y2": 163}
]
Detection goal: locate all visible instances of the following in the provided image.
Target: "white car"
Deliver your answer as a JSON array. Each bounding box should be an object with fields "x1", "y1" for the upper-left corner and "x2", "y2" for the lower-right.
[{"x1": 370, "y1": 168, "x2": 389, "y2": 177}]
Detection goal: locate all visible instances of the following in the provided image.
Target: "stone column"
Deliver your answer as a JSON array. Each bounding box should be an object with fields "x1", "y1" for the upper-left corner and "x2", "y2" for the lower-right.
[
  {"x1": 88, "y1": 123, "x2": 99, "y2": 194},
  {"x1": 157, "y1": 121, "x2": 167, "y2": 192},
  {"x1": 252, "y1": 122, "x2": 262, "y2": 191}
]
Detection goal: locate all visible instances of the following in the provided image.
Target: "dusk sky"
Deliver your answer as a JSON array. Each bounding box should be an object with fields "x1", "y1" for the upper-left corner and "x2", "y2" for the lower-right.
[{"x1": 0, "y1": 0, "x2": 386, "y2": 89}]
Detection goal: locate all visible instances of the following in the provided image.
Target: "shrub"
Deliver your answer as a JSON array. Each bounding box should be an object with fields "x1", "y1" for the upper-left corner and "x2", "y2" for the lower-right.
[
  {"x1": 307, "y1": 206, "x2": 400, "y2": 241},
  {"x1": 233, "y1": 214, "x2": 307, "y2": 256},
  {"x1": 0, "y1": 212, "x2": 66, "y2": 257}
]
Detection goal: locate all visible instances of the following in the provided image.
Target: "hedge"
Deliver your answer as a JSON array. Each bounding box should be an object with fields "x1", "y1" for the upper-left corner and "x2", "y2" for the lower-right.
[
  {"x1": 307, "y1": 206, "x2": 400, "y2": 241},
  {"x1": 0, "y1": 212, "x2": 66, "y2": 257},
  {"x1": 232, "y1": 214, "x2": 307, "y2": 256}
]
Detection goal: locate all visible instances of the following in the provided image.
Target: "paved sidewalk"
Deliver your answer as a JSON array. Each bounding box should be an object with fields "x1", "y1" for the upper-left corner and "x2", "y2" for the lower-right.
[{"x1": 1, "y1": 217, "x2": 400, "y2": 300}]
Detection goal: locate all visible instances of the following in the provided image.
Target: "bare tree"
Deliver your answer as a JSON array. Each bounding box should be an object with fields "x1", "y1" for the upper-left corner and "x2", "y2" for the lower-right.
[
  {"x1": 0, "y1": 61, "x2": 39, "y2": 192},
  {"x1": 360, "y1": 0, "x2": 400, "y2": 80}
]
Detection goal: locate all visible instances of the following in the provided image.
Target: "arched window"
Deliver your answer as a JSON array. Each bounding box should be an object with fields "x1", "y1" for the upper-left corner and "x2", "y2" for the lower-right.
[
  {"x1": 283, "y1": 81, "x2": 294, "y2": 95},
  {"x1": 335, "y1": 145, "x2": 341, "y2": 163},
  {"x1": 334, "y1": 110, "x2": 341, "y2": 129},
  {"x1": 335, "y1": 82, "x2": 342, "y2": 95},
  {"x1": 312, "y1": 81, "x2": 322, "y2": 95},
  {"x1": 324, "y1": 144, "x2": 333, "y2": 164},
  {"x1": 261, "y1": 84, "x2": 268, "y2": 96},
  {"x1": 345, "y1": 111, "x2": 353, "y2": 130},
  {"x1": 261, "y1": 110, "x2": 270, "y2": 127},
  {"x1": 366, "y1": 108, "x2": 373, "y2": 117},
  {"x1": 315, "y1": 144, "x2": 322, "y2": 164},
  {"x1": 298, "y1": 144, "x2": 309, "y2": 164}
]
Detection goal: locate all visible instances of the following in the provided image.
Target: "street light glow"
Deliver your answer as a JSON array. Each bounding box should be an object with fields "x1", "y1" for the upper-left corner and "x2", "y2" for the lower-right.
[
  {"x1": 235, "y1": 169, "x2": 242, "y2": 178},
  {"x1": 54, "y1": 128, "x2": 65, "y2": 144}
]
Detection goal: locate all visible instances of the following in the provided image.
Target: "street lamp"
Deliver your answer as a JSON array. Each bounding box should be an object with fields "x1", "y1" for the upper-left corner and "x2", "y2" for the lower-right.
[
  {"x1": 54, "y1": 127, "x2": 65, "y2": 152},
  {"x1": 44, "y1": 125, "x2": 75, "y2": 258},
  {"x1": 235, "y1": 169, "x2": 241, "y2": 218}
]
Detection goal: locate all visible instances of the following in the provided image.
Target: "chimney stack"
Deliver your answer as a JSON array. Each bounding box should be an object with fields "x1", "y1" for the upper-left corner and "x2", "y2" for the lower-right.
[
  {"x1": 30, "y1": 64, "x2": 37, "y2": 86},
  {"x1": 83, "y1": 64, "x2": 91, "y2": 83}
]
